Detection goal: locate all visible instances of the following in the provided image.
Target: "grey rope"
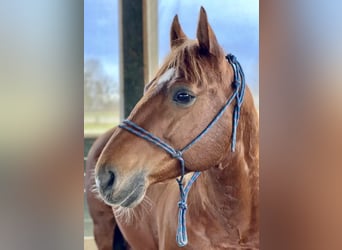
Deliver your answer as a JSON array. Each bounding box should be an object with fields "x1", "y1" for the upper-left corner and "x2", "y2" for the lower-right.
[{"x1": 118, "y1": 54, "x2": 246, "y2": 247}]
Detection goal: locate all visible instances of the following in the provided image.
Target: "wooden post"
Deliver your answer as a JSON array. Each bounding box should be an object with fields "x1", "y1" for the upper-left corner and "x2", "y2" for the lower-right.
[{"x1": 143, "y1": 0, "x2": 159, "y2": 83}]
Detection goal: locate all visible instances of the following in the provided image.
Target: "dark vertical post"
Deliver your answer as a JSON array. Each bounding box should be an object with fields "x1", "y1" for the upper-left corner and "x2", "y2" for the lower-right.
[
  {"x1": 115, "y1": 1, "x2": 157, "y2": 248},
  {"x1": 119, "y1": 0, "x2": 145, "y2": 118}
]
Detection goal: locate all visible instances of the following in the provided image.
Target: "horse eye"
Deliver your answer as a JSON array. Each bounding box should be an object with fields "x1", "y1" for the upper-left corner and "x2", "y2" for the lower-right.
[{"x1": 173, "y1": 90, "x2": 195, "y2": 105}]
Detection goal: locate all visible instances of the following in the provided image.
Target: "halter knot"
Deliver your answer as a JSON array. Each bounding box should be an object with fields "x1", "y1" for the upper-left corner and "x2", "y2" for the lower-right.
[
  {"x1": 178, "y1": 201, "x2": 187, "y2": 210},
  {"x1": 232, "y1": 80, "x2": 240, "y2": 89},
  {"x1": 176, "y1": 177, "x2": 183, "y2": 187},
  {"x1": 172, "y1": 150, "x2": 183, "y2": 159},
  {"x1": 226, "y1": 53, "x2": 237, "y2": 63}
]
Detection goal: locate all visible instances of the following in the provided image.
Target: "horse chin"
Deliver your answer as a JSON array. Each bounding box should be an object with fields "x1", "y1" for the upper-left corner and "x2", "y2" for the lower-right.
[
  {"x1": 120, "y1": 189, "x2": 146, "y2": 208},
  {"x1": 118, "y1": 186, "x2": 146, "y2": 208},
  {"x1": 101, "y1": 183, "x2": 146, "y2": 208}
]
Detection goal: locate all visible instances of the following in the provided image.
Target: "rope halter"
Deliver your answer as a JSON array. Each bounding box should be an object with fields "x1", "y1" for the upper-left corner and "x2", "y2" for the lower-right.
[{"x1": 119, "y1": 54, "x2": 246, "y2": 247}]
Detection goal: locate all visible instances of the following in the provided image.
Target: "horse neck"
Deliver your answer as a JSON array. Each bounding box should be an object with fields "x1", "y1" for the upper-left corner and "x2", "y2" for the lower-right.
[{"x1": 190, "y1": 91, "x2": 259, "y2": 234}]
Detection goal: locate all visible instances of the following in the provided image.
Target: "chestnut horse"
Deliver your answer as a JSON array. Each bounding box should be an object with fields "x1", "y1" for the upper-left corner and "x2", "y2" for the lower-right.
[{"x1": 90, "y1": 7, "x2": 259, "y2": 250}]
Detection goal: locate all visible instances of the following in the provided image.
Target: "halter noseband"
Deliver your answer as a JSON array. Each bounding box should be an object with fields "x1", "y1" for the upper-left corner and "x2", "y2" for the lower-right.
[{"x1": 119, "y1": 54, "x2": 246, "y2": 247}]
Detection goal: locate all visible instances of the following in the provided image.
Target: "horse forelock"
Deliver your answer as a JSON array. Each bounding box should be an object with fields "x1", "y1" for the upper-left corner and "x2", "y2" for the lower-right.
[{"x1": 145, "y1": 40, "x2": 225, "y2": 97}]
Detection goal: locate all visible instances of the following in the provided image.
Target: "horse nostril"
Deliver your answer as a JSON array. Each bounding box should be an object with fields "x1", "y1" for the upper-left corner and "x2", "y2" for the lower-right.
[
  {"x1": 107, "y1": 170, "x2": 115, "y2": 187},
  {"x1": 97, "y1": 166, "x2": 116, "y2": 193}
]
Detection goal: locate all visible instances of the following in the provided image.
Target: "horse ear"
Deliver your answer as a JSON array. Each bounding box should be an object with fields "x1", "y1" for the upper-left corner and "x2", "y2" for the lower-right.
[
  {"x1": 170, "y1": 15, "x2": 187, "y2": 49},
  {"x1": 196, "y1": 7, "x2": 221, "y2": 56}
]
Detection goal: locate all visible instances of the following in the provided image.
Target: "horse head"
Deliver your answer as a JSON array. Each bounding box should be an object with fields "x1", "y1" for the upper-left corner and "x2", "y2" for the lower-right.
[{"x1": 95, "y1": 7, "x2": 252, "y2": 208}]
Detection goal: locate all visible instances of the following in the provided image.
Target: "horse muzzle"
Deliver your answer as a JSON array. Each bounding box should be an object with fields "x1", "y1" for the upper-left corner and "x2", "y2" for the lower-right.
[{"x1": 95, "y1": 165, "x2": 147, "y2": 208}]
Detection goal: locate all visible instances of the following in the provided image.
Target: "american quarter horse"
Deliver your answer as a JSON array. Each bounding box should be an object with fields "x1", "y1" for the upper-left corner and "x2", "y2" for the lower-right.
[{"x1": 90, "y1": 7, "x2": 259, "y2": 250}]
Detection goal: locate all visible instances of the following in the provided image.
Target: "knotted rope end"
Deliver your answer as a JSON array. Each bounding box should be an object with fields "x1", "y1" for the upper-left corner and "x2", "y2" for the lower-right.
[{"x1": 176, "y1": 238, "x2": 188, "y2": 248}]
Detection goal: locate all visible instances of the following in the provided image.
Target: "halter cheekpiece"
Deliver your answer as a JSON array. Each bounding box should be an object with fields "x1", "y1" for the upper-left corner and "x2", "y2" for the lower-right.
[{"x1": 119, "y1": 53, "x2": 246, "y2": 247}]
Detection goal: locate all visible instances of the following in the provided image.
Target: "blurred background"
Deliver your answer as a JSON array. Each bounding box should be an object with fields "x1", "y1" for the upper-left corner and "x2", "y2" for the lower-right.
[{"x1": 1, "y1": 0, "x2": 342, "y2": 249}]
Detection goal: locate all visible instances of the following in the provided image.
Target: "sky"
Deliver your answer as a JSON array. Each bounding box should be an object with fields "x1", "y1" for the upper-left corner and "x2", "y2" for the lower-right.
[
  {"x1": 84, "y1": 0, "x2": 119, "y2": 81},
  {"x1": 84, "y1": 0, "x2": 259, "y2": 101}
]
